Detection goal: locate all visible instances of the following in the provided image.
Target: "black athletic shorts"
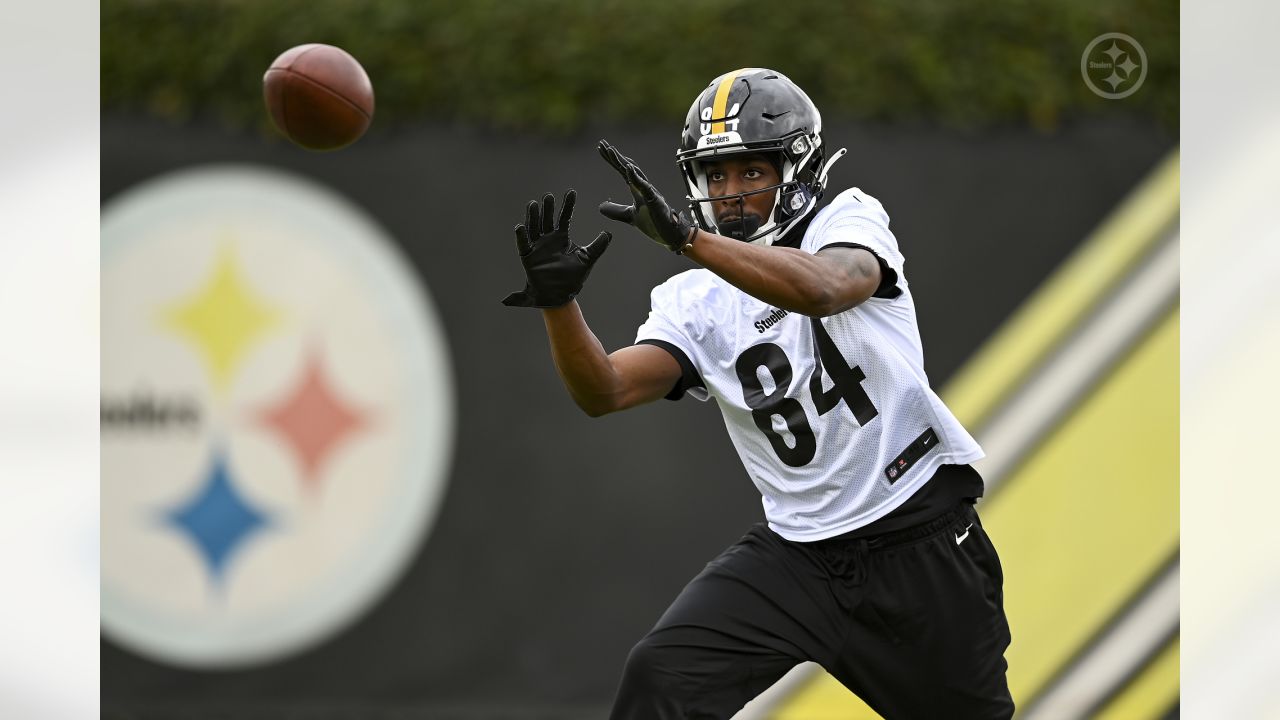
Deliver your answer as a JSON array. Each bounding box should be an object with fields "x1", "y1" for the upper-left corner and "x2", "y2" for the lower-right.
[{"x1": 610, "y1": 473, "x2": 1013, "y2": 719}]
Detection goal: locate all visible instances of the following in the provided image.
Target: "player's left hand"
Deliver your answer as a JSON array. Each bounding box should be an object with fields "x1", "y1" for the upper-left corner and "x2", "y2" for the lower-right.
[
  {"x1": 502, "y1": 189, "x2": 612, "y2": 308},
  {"x1": 597, "y1": 139, "x2": 697, "y2": 254}
]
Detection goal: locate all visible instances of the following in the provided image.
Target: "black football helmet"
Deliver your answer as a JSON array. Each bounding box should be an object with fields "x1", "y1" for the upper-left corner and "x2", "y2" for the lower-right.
[{"x1": 676, "y1": 68, "x2": 846, "y2": 246}]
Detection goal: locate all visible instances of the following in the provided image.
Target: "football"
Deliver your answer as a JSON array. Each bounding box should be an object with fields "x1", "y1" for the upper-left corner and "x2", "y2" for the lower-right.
[{"x1": 263, "y1": 44, "x2": 374, "y2": 151}]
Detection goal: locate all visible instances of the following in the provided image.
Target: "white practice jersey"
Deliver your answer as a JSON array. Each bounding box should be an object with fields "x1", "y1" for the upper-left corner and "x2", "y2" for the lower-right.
[{"x1": 635, "y1": 187, "x2": 983, "y2": 541}]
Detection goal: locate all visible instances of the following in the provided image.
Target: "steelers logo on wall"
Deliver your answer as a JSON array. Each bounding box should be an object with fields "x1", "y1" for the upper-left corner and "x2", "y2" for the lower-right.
[{"x1": 101, "y1": 165, "x2": 455, "y2": 668}]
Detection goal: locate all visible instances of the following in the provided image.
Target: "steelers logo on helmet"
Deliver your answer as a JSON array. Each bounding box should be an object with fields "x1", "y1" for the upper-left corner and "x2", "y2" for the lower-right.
[{"x1": 677, "y1": 68, "x2": 847, "y2": 246}]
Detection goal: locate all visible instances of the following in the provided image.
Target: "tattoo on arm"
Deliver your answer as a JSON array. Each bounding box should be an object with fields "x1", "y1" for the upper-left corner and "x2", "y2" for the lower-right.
[
  {"x1": 819, "y1": 246, "x2": 880, "y2": 285},
  {"x1": 813, "y1": 246, "x2": 884, "y2": 311},
  {"x1": 842, "y1": 250, "x2": 880, "y2": 284}
]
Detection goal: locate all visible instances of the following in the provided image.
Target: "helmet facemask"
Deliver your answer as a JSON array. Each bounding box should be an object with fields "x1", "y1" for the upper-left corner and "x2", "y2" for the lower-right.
[{"x1": 679, "y1": 132, "x2": 823, "y2": 246}]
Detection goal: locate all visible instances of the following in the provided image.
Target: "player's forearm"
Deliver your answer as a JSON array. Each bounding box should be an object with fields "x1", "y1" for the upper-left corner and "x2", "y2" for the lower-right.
[
  {"x1": 683, "y1": 230, "x2": 845, "y2": 316},
  {"x1": 541, "y1": 302, "x2": 626, "y2": 416}
]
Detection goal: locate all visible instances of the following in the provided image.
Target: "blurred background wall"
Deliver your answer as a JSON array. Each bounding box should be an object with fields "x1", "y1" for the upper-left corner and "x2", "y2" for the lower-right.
[{"x1": 100, "y1": 1, "x2": 1178, "y2": 717}]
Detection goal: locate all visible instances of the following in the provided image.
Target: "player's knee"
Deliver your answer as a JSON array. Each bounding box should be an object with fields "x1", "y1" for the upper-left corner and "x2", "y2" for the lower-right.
[
  {"x1": 619, "y1": 635, "x2": 682, "y2": 695},
  {"x1": 610, "y1": 637, "x2": 693, "y2": 719}
]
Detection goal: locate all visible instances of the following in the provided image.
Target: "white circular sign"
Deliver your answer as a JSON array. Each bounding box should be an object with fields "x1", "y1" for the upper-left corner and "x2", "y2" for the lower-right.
[{"x1": 101, "y1": 165, "x2": 455, "y2": 667}]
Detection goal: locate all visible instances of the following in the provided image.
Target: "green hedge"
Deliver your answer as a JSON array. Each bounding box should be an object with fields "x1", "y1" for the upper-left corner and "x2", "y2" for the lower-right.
[{"x1": 102, "y1": 0, "x2": 1177, "y2": 134}]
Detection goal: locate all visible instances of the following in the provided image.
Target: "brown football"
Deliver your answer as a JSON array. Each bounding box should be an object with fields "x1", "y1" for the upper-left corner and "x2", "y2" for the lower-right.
[{"x1": 263, "y1": 44, "x2": 374, "y2": 151}]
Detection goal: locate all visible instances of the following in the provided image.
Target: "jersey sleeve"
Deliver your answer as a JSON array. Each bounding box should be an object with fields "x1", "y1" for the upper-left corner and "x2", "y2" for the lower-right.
[
  {"x1": 634, "y1": 274, "x2": 713, "y2": 402},
  {"x1": 807, "y1": 189, "x2": 905, "y2": 299}
]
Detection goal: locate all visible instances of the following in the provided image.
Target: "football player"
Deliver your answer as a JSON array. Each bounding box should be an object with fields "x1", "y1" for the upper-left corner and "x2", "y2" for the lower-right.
[{"x1": 502, "y1": 68, "x2": 1014, "y2": 719}]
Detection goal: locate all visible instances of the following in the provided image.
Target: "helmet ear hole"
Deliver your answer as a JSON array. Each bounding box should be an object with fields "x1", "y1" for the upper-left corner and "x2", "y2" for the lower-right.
[{"x1": 777, "y1": 184, "x2": 812, "y2": 222}]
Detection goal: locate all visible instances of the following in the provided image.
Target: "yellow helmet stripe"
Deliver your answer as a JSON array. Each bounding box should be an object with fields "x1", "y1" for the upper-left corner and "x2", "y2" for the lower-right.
[{"x1": 710, "y1": 69, "x2": 746, "y2": 134}]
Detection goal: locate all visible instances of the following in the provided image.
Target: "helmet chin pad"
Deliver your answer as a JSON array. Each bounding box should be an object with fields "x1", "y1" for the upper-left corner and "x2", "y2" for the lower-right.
[{"x1": 719, "y1": 214, "x2": 763, "y2": 240}]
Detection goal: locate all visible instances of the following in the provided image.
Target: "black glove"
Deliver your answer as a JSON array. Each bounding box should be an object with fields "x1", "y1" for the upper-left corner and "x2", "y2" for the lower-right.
[
  {"x1": 502, "y1": 189, "x2": 612, "y2": 308},
  {"x1": 597, "y1": 139, "x2": 697, "y2": 254}
]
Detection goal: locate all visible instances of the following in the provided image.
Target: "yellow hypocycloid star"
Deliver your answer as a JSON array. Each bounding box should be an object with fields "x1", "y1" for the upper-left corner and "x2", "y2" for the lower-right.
[{"x1": 162, "y1": 243, "x2": 281, "y2": 392}]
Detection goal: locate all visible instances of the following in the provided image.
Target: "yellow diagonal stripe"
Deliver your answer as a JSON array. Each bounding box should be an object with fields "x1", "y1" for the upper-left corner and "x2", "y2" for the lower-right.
[
  {"x1": 1094, "y1": 636, "x2": 1180, "y2": 720},
  {"x1": 986, "y1": 309, "x2": 1179, "y2": 705},
  {"x1": 710, "y1": 69, "x2": 744, "y2": 134},
  {"x1": 772, "y1": 310, "x2": 1180, "y2": 718},
  {"x1": 772, "y1": 672, "x2": 876, "y2": 719},
  {"x1": 945, "y1": 151, "x2": 1179, "y2": 430}
]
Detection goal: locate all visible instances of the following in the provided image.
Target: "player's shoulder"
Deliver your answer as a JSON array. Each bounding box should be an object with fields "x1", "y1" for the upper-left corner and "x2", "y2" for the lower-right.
[
  {"x1": 802, "y1": 186, "x2": 896, "y2": 256},
  {"x1": 811, "y1": 186, "x2": 891, "y2": 229},
  {"x1": 650, "y1": 268, "x2": 735, "y2": 319},
  {"x1": 652, "y1": 268, "x2": 723, "y2": 303},
  {"x1": 654, "y1": 267, "x2": 714, "y2": 291}
]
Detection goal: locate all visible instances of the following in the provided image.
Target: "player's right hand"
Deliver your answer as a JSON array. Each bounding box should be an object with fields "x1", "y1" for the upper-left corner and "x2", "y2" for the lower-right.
[
  {"x1": 597, "y1": 139, "x2": 697, "y2": 254},
  {"x1": 501, "y1": 189, "x2": 613, "y2": 309}
]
